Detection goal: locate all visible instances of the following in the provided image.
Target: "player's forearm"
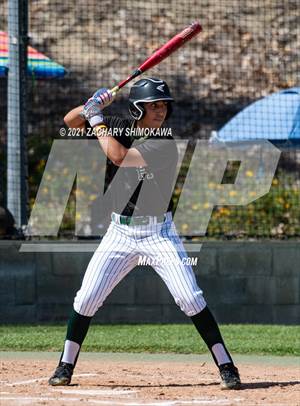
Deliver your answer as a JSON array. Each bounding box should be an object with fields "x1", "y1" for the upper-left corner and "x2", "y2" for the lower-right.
[
  {"x1": 64, "y1": 105, "x2": 85, "y2": 129},
  {"x1": 94, "y1": 125, "x2": 127, "y2": 165},
  {"x1": 94, "y1": 125, "x2": 146, "y2": 167},
  {"x1": 118, "y1": 148, "x2": 147, "y2": 167}
]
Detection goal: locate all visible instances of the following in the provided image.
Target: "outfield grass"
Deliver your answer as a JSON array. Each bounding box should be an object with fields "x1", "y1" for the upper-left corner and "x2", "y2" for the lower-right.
[{"x1": 0, "y1": 324, "x2": 299, "y2": 356}]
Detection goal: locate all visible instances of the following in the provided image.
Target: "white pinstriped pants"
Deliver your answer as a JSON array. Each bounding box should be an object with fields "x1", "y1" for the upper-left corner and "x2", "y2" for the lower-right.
[{"x1": 74, "y1": 213, "x2": 206, "y2": 317}]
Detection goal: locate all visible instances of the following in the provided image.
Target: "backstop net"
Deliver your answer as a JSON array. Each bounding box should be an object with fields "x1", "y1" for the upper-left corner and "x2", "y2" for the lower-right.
[{"x1": 0, "y1": 0, "x2": 299, "y2": 239}]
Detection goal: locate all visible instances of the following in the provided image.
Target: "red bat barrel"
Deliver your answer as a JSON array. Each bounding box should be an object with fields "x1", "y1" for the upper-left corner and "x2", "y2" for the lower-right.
[
  {"x1": 114, "y1": 22, "x2": 202, "y2": 91},
  {"x1": 139, "y1": 22, "x2": 202, "y2": 72}
]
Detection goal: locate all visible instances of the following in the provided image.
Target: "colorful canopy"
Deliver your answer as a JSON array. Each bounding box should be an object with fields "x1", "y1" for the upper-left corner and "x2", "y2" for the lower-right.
[{"x1": 0, "y1": 31, "x2": 66, "y2": 78}]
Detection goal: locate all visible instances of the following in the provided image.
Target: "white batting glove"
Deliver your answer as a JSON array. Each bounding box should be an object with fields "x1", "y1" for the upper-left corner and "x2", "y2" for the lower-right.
[
  {"x1": 92, "y1": 88, "x2": 114, "y2": 109},
  {"x1": 82, "y1": 98, "x2": 104, "y2": 128}
]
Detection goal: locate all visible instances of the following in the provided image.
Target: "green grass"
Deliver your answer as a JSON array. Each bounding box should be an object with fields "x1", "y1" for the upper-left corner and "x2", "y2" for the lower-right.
[{"x1": 1, "y1": 324, "x2": 299, "y2": 356}]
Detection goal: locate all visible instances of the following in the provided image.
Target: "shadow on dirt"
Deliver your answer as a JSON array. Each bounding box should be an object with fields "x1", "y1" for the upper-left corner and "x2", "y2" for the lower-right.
[
  {"x1": 239, "y1": 381, "x2": 300, "y2": 390},
  {"x1": 89, "y1": 382, "x2": 217, "y2": 388},
  {"x1": 86, "y1": 380, "x2": 300, "y2": 390}
]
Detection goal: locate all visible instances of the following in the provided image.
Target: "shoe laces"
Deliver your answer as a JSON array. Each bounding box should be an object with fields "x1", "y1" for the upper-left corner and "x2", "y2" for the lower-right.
[
  {"x1": 220, "y1": 364, "x2": 239, "y2": 377},
  {"x1": 58, "y1": 362, "x2": 73, "y2": 373}
]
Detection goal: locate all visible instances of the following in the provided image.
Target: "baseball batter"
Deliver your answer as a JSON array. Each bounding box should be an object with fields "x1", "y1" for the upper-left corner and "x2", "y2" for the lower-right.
[{"x1": 49, "y1": 78, "x2": 241, "y2": 390}]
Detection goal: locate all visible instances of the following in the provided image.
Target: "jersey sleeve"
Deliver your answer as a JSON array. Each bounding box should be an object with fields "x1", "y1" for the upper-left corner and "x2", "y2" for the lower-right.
[
  {"x1": 105, "y1": 116, "x2": 133, "y2": 147},
  {"x1": 134, "y1": 137, "x2": 178, "y2": 170},
  {"x1": 104, "y1": 116, "x2": 125, "y2": 128}
]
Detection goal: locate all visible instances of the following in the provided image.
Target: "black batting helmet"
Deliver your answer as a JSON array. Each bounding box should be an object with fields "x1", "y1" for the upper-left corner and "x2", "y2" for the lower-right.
[{"x1": 129, "y1": 77, "x2": 174, "y2": 120}]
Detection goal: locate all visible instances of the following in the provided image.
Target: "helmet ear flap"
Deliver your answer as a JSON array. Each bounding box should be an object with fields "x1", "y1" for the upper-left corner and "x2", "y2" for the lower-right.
[
  {"x1": 129, "y1": 102, "x2": 145, "y2": 120},
  {"x1": 138, "y1": 103, "x2": 146, "y2": 120}
]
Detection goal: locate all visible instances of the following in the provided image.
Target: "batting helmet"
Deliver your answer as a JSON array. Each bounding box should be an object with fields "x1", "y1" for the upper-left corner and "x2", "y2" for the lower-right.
[{"x1": 129, "y1": 77, "x2": 174, "y2": 120}]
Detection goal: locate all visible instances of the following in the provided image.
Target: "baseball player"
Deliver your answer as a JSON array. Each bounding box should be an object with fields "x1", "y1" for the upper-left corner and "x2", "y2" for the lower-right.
[{"x1": 48, "y1": 78, "x2": 241, "y2": 390}]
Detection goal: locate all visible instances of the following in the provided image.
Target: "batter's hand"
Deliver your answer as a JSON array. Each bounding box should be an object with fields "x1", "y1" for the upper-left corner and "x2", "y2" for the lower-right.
[
  {"x1": 92, "y1": 88, "x2": 114, "y2": 109},
  {"x1": 82, "y1": 98, "x2": 104, "y2": 128}
]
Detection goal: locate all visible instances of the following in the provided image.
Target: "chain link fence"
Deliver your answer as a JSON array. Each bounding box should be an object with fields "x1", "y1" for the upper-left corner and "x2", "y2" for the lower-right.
[{"x1": 0, "y1": 0, "x2": 299, "y2": 238}]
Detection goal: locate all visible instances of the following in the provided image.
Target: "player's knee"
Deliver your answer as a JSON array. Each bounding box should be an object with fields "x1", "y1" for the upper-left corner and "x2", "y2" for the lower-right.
[
  {"x1": 176, "y1": 293, "x2": 207, "y2": 317},
  {"x1": 73, "y1": 305, "x2": 95, "y2": 317},
  {"x1": 73, "y1": 294, "x2": 103, "y2": 317}
]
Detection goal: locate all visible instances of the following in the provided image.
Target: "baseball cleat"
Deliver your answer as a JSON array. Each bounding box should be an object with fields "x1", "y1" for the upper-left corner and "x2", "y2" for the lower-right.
[
  {"x1": 48, "y1": 362, "x2": 74, "y2": 386},
  {"x1": 219, "y1": 364, "x2": 241, "y2": 390}
]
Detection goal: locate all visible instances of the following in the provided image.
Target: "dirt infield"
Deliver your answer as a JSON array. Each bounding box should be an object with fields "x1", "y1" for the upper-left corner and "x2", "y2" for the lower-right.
[{"x1": 0, "y1": 352, "x2": 299, "y2": 405}]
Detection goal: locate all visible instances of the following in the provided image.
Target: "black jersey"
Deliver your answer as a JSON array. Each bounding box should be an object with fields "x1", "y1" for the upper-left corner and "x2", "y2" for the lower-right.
[{"x1": 86, "y1": 116, "x2": 178, "y2": 217}]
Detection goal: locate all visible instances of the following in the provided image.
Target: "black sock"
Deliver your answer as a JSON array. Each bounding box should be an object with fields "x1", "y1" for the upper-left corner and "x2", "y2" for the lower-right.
[
  {"x1": 191, "y1": 306, "x2": 233, "y2": 368},
  {"x1": 59, "y1": 309, "x2": 92, "y2": 367},
  {"x1": 66, "y1": 309, "x2": 92, "y2": 344}
]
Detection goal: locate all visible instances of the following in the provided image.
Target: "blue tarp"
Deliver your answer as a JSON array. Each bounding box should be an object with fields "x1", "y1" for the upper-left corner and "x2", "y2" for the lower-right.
[{"x1": 211, "y1": 88, "x2": 300, "y2": 143}]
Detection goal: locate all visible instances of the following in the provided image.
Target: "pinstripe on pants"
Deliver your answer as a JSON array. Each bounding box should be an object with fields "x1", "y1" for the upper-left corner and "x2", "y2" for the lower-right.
[{"x1": 74, "y1": 213, "x2": 206, "y2": 317}]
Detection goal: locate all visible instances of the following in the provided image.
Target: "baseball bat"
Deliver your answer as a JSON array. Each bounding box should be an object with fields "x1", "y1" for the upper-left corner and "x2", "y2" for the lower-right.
[{"x1": 110, "y1": 21, "x2": 202, "y2": 94}]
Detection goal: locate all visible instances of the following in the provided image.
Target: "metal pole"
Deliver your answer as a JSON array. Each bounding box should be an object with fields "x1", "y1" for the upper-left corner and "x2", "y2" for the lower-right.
[{"x1": 7, "y1": 0, "x2": 28, "y2": 229}]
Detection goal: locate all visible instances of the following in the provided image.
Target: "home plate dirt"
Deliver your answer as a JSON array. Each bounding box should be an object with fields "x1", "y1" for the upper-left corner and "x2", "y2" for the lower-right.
[{"x1": 0, "y1": 352, "x2": 299, "y2": 405}]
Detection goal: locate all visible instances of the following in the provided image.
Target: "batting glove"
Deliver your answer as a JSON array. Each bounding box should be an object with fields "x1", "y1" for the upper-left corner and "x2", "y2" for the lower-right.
[
  {"x1": 82, "y1": 98, "x2": 104, "y2": 128},
  {"x1": 92, "y1": 88, "x2": 114, "y2": 109}
]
